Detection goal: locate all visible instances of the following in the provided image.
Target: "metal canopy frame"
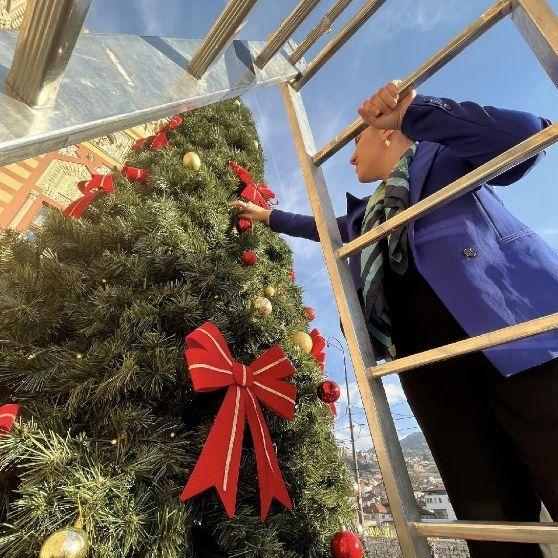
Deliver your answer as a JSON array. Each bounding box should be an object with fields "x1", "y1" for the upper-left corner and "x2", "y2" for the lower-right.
[{"x1": 2, "y1": 0, "x2": 558, "y2": 555}]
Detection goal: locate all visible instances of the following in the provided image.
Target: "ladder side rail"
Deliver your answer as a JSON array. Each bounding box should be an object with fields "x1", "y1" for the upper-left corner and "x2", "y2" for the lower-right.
[
  {"x1": 338, "y1": 123, "x2": 558, "y2": 258},
  {"x1": 6, "y1": 0, "x2": 92, "y2": 108},
  {"x1": 312, "y1": 0, "x2": 513, "y2": 165},
  {"x1": 370, "y1": 312, "x2": 558, "y2": 378},
  {"x1": 280, "y1": 81, "x2": 432, "y2": 558},
  {"x1": 290, "y1": 0, "x2": 389, "y2": 91},
  {"x1": 187, "y1": 0, "x2": 259, "y2": 79},
  {"x1": 512, "y1": 0, "x2": 558, "y2": 88},
  {"x1": 412, "y1": 521, "x2": 558, "y2": 544},
  {"x1": 253, "y1": 0, "x2": 322, "y2": 69},
  {"x1": 288, "y1": 0, "x2": 354, "y2": 65}
]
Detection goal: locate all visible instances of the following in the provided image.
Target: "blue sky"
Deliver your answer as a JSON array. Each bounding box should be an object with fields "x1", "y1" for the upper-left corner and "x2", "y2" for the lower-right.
[{"x1": 86, "y1": 0, "x2": 558, "y2": 451}]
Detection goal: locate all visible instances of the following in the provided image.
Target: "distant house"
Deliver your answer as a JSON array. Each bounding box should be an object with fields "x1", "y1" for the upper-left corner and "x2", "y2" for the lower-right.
[
  {"x1": 423, "y1": 487, "x2": 457, "y2": 520},
  {"x1": 365, "y1": 502, "x2": 393, "y2": 525}
]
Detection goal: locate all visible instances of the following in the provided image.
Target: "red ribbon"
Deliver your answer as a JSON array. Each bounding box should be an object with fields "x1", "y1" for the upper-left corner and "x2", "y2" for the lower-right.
[
  {"x1": 0, "y1": 403, "x2": 18, "y2": 434},
  {"x1": 180, "y1": 321, "x2": 297, "y2": 521},
  {"x1": 132, "y1": 115, "x2": 183, "y2": 150},
  {"x1": 64, "y1": 174, "x2": 115, "y2": 219},
  {"x1": 229, "y1": 162, "x2": 277, "y2": 210}
]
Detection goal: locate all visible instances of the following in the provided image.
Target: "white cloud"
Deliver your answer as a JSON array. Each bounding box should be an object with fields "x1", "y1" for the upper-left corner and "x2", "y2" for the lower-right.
[
  {"x1": 369, "y1": 0, "x2": 473, "y2": 43},
  {"x1": 538, "y1": 227, "x2": 558, "y2": 236}
]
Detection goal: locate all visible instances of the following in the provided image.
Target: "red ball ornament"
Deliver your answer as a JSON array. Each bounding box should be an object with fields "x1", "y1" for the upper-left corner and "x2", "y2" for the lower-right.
[
  {"x1": 236, "y1": 217, "x2": 253, "y2": 233},
  {"x1": 241, "y1": 250, "x2": 258, "y2": 266},
  {"x1": 317, "y1": 380, "x2": 341, "y2": 404},
  {"x1": 290, "y1": 266, "x2": 295, "y2": 282},
  {"x1": 122, "y1": 166, "x2": 150, "y2": 182},
  {"x1": 331, "y1": 531, "x2": 363, "y2": 558},
  {"x1": 304, "y1": 307, "x2": 316, "y2": 321}
]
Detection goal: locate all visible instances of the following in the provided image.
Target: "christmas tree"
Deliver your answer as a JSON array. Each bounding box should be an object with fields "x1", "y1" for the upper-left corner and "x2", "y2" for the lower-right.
[{"x1": 0, "y1": 98, "x2": 356, "y2": 557}]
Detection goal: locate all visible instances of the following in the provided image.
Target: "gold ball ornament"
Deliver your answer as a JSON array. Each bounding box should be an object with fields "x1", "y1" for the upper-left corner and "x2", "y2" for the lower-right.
[
  {"x1": 182, "y1": 151, "x2": 201, "y2": 171},
  {"x1": 39, "y1": 526, "x2": 90, "y2": 558},
  {"x1": 291, "y1": 331, "x2": 313, "y2": 354},
  {"x1": 253, "y1": 140, "x2": 259, "y2": 150},
  {"x1": 234, "y1": 99, "x2": 241, "y2": 106},
  {"x1": 264, "y1": 285, "x2": 276, "y2": 298},
  {"x1": 251, "y1": 296, "x2": 272, "y2": 317}
]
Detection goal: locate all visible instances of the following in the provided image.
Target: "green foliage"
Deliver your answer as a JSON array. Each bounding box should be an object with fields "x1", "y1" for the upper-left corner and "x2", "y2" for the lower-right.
[{"x1": 0, "y1": 98, "x2": 355, "y2": 557}]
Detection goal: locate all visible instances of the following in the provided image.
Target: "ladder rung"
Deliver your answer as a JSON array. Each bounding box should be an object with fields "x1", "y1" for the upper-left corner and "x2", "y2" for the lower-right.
[
  {"x1": 412, "y1": 520, "x2": 558, "y2": 544},
  {"x1": 336, "y1": 122, "x2": 558, "y2": 259},
  {"x1": 187, "y1": 0, "x2": 259, "y2": 80},
  {"x1": 311, "y1": 0, "x2": 513, "y2": 165},
  {"x1": 288, "y1": 0, "x2": 355, "y2": 65},
  {"x1": 253, "y1": 0, "x2": 321, "y2": 69},
  {"x1": 6, "y1": 0, "x2": 92, "y2": 108},
  {"x1": 290, "y1": 0, "x2": 389, "y2": 91},
  {"x1": 369, "y1": 312, "x2": 558, "y2": 378},
  {"x1": 512, "y1": 0, "x2": 558, "y2": 89}
]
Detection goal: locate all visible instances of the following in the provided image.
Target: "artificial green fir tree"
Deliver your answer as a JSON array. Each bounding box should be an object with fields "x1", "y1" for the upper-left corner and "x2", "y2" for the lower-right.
[{"x1": 0, "y1": 98, "x2": 356, "y2": 557}]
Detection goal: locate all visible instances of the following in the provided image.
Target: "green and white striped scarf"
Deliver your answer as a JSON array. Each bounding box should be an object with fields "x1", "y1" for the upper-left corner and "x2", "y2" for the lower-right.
[{"x1": 360, "y1": 141, "x2": 419, "y2": 360}]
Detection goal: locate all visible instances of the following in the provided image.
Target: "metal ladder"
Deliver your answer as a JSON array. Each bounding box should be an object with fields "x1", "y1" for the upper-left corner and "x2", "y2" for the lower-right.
[{"x1": 2, "y1": 1, "x2": 558, "y2": 555}]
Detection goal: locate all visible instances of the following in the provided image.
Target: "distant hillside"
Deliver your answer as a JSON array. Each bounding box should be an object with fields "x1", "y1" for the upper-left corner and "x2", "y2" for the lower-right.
[{"x1": 400, "y1": 431, "x2": 428, "y2": 452}]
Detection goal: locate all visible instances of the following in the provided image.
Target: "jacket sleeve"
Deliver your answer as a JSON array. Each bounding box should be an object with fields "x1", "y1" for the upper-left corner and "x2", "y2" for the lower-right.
[
  {"x1": 400, "y1": 94, "x2": 552, "y2": 186},
  {"x1": 269, "y1": 208, "x2": 349, "y2": 243}
]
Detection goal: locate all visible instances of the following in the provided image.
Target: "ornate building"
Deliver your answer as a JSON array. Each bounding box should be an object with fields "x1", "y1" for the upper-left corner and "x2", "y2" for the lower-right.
[{"x1": 0, "y1": 1, "x2": 165, "y2": 232}]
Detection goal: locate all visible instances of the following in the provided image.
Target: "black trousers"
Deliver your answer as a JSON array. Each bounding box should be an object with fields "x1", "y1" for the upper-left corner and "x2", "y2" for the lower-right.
[{"x1": 383, "y1": 247, "x2": 558, "y2": 558}]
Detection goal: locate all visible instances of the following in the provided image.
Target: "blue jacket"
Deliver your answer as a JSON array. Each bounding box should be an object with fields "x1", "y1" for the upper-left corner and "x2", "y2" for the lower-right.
[{"x1": 270, "y1": 94, "x2": 558, "y2": 377}]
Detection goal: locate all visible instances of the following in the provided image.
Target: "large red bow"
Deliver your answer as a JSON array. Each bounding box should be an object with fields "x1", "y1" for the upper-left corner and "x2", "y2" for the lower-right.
[
  {"x1": 229, "y1": 162, "x2": 277, "y2": 210},
  {"x1": 0, "y1": 404, "x2": 18, "y2": 434},
  {"x1": 64, "y1": 174, "x2": 115, "y2": 219},
  {"x1": 180, "y1": 322, "x2": 297, "y2": 521},
  {"x1": 132, "y1": 115, "x2": 183, "y2": 150}
]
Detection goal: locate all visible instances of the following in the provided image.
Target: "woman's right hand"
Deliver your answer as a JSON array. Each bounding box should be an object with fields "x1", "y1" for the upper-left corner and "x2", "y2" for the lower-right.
[{"x1": 229, "y1": 200, "x2": 272, "y2": 226}]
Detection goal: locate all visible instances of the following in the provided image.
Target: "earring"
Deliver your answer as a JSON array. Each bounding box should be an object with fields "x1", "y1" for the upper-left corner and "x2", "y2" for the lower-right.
[{"x1": 384, "y1": 139, "x2": 390, "y2": 147}]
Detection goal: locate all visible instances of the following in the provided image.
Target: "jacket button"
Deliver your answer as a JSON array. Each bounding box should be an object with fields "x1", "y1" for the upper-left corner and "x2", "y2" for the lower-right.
[
  {"x1": 424, "y1": 97, "x2": 432, "y2": 103},
  {"x1": 463, "y1": 247, "x2": 477, "y2": 258},
  {"x1": 443, "y1": 103, "x2": 451, "y2": 110}
]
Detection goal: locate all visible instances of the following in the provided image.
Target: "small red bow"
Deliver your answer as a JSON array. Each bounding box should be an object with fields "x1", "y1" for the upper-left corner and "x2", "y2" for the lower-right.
[
  {"x1": 309, "y1": 330, "x2": 336, "y2": 416},
  {"x1": 64, "y1": 174, "x2": 115, "y2": 219},
  {"x1": 229, "y1": 162, "x2": 277, "y2": 210},
  {"x1": 0, "y1": 404, "x2": 18, "y2": 434},
  {"x1": 180, "y1": 322, "x2": 297, "y2": 521},
  {"x1": 310, "y1": 329, "x2": 326, "y2": 371},
  {"x1": 132, "y1": 115, "x2": 183, "y2": 150}
]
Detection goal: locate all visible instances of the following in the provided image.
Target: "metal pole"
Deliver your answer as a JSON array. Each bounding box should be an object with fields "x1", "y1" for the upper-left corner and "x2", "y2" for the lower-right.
[
  {"x1": 5, "y1": 0, "x2": 92, "y2": 107},
  {"x1": 187, "y1": 0, "x2": 259, "y2": 79},
  {"x1": 329, "y1": 337, "x2": 365, "y2": 528}
]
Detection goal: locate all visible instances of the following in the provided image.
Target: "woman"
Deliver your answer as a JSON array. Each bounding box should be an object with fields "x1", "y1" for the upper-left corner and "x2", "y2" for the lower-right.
[{"x1": 230, "y1": 82, "x2": 558, "y2": 558}]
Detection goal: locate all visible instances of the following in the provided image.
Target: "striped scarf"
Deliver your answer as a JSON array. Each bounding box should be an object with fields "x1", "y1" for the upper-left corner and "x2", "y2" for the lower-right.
[{"x1": 360, "y1": 141, "x2": 419, "y2": 361}]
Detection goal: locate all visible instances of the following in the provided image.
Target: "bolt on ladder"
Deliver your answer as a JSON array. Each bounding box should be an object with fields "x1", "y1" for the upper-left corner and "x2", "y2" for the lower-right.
[{"x1": 2, "y1": 0, "x2": 558, "y2": 556}]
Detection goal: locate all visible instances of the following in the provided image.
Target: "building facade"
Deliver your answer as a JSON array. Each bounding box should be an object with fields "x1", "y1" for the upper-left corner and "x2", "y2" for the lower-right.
[{"x1": 0, "y1": 1, "x2": 165, "y2": 233}]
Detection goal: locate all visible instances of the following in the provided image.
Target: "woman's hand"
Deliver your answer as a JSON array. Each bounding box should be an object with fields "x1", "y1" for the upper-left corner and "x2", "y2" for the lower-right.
[
  {"x1": 229, "y1": 200, "x2": 272, "y2": 226},
  {"x1": 358, "y1": 80, "x2": 416, "y2": 130}
]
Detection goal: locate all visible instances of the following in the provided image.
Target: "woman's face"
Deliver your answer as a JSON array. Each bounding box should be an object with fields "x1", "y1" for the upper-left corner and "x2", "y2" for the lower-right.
[{"x1": 349, "y1": 126, "x2": 388, "y2": 183}]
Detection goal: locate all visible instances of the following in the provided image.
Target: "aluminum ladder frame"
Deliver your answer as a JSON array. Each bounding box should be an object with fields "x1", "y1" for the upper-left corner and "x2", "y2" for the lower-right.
[{"x1": 2, "y1": 0, "x2": 558, "y2": 556}]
